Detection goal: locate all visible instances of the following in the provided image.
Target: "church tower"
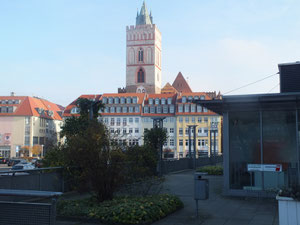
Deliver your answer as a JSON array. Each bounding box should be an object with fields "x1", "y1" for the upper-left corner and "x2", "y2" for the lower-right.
[{"x1": 126, "y1": 1, "x2": 162, "y2": 94}]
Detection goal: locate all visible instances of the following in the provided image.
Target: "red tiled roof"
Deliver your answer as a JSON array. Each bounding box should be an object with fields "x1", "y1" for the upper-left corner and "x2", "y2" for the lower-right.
[
  {"x1": 172, "y1": 72, "x2": 193, "y2": 93},
  {"x1": 63, "y1": 94, "x2": 101, "y2": 117},
  {"x1": 0, "y1": 96, "x2": 63, "y2": 120}
]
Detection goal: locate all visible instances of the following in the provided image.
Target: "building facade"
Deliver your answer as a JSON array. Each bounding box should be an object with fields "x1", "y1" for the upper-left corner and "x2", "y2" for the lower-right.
[
  {"x1": 126, "y1": 1, "x2": 162, "y2": 94},
  {"x1": 0, "y1": 95, "x2": 63, "y2": 158}
]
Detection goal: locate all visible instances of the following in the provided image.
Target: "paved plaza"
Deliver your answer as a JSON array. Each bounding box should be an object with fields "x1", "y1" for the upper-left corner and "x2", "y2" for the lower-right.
[{"x1": 57, "y1": 170, "x2": 279, "y2": 225}]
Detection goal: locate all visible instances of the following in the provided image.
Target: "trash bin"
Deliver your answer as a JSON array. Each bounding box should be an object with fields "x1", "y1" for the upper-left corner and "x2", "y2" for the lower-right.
[{"x1": 194, "y1": 172, "x2": 209, "y2": 200}]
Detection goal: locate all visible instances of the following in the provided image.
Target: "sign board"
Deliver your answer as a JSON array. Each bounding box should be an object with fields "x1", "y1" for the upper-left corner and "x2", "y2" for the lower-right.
[{"x1": 247, "y1": 164, "x2": 282, "y2": 172}]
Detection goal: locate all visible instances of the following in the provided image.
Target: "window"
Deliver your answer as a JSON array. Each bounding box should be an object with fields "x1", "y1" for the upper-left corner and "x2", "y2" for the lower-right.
[
  {"x1": 110, "y1": 129, "x2": 114, "y2": 134},
  {"x1": 135, "y1": 128, "x2": 139, "y2": 133},
  {"x1": 123, "y1": 107, "x2": 127, "y2": 113},
  {"x1": 182, "y1": 96, "x2": 187, "y2": 103},
  {"x1": 129, "y1": 128, "x2": 133, "y2": 133},
  {"x1": 200, "y1": 95, "x2": 205, "y2": 100},
  {"x1": 167, "y1": 98, "x2": 172, "y2": 105},
  {"x1": 102, "y1": 97, "x2": 107, "y2": 104},
  {"x1": 143, "y1": 117, "x2": 149, "y2": 122},
  {"x1": 25, "y1": 117, "x2": 30, "y2": 125},
  {"x1": 129, "y1": 107, "x2": 134, "y2": 113},
  {"x1": 185, "y1": 128, "x2": 189, "y2": 136},
  {"x1": 104, "y1": 118, "x2": 109, "y2": 124},
  {"x1": 179, "y1": 117, "x2": 183, "y2": 123},
  {"x1": 204, "y1": 128, "x2": 208, "y2": 134},
  {"x1": 110, "y1": 107, "x2": 115, "y2": 113},
  {"x1": 150, "y1": 106, "x2": 155, "y2": 114},
  {"x1": 155, "y1": 98, "x2": 160, "y2": 105},
  {"x1": 24, "y1": 136, "x2": 30, "y2": 146},
  {"x1": 170, "y1": 139, "x2": 174, "y2": 146},
  {"x1": 133, "y1": 97, "x2": 138, "y2": 104},
  {"x1": 120, "y1": 97, "x2": 125, "y2": 104},
  {"x1": 185, "y1": 105, "x2": 190, "y2": 112},
  {"x1": 144, "y1": 106, "x2": 149, "y2": 113},
  {"x1": 138, "y1": 48, "x2": 144, "y2": 62},
  {"x1": 108, "y1": 97, "x2": 113, "y2": 104},
  {"x1": 170, "y1": 105, "x2": 175, "y2": 113},
  {"x1": 170, "y1": 128, "x2": 174, "y2": 133},
  {"x1": 185, "y1": 117, "x2": 189, "y2": 123},
  {"x1": 204, "y1": 117, "x2": 208, "y2": 122},
  {"x1": 71, "y1": 107, "x2": 80, "y2": 114},
  {"x1": 185, "y1": 139, "x2": 189, "y2": 146},
  {"x1": 157, "y1": 106, "x2": 162, "y2": 113},
  {"x1": 116, "y1": 128, "x2": 121, "y2": 134},
  {"x1": 169, "y1": 117, "x2": 175, "y2": 122},
  {"x1": 179, "y1": 139, "x2": 183, "y2": 146},
  {"x1": 198, "y1": 117, "x2": 202, "y2": 123},
  {"x1": 110, "y1": 118, "x2": 115, "y2": 126},
  {"x1": 117, "y1": 118, "x2": 121, "y2": 126},
  {"x1": 126, "y1": 97, "x2": 131, "y2": 104},
  {"x1": 129, "y1": 118, "x2": 133, "y2": 123},
  {"x1": 179, "y1": 128, "x2": 183, "y2": 136},
  {"x1": 161, "y1": 98, "x2": 166, "y2": 105},
  {"x1": 114, "y1": 97, "x2": 119, "y2": 104},
  {"x1": 163, "y1": 106, "x2": 168, "y2": 114},
  {"x1": 137, "y1": 68, "x2": 145, "y2": 83},
  {"x1": 197, "y1": 105, "x2": 202, "y2": 112},
  {"x1": 123, "y1": 128, "x2": 127, "y2": 134},
  {"x1": 33, "y1": 136, "x2": 39, "y2": 145},
  {"x1": 135, "y1": 118, "x2": 139, "y2": 123},
  {"x1": 192, "y1": 117, "x2": 195, "y2": 123},
  {"x1": 191, "y1": 105, "x2": 196, "y2": 113},
  {"x1": 149, "y1": 98, "x2": 153, "y2": 105},
  {"x1": 178, "y1": 105, "x2": 183, "y2": 113},
  {"x1": 116, "y1": 107, "x2": 121, "y2": 113},
  {"x1": 188, "y1": 96, "x2": 193, "y2": 102},
  {"x1": 135, "y1": 106, "x2": 140, "y2": 113},
  {"x1": 203, "y1": 107, "x2": 208, "y2": 112},
  {"x1": 104, "y1": 107, "x2": 109, "y2": 113}
]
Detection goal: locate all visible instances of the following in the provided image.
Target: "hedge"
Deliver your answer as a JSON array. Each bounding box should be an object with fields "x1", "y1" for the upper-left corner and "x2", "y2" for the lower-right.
[
  {"x1": 57, "y1": 194, "x2": 183, "y2": 225},
  {"x1": 196, "y1": 165, "x2": 223, "y2": 175}
]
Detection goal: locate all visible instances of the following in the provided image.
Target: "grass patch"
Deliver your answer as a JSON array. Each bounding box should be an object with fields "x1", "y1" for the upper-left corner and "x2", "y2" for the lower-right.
[
  {"x1": 57, "y1": 194, "x2": 183, "y2": 225},
  {"x1": 196, "y1": 165, "x2": 223, "y2": 175}
]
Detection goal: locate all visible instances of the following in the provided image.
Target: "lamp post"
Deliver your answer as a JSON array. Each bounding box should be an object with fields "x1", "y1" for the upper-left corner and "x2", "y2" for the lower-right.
[
  {"x1": 188, "y1": 125, "x2": 197, "y2": 169},
  {"x1": 152, "y1": 117, "x2": 166, "y2": 176},
  {"x1": 210, "y1": 122, "x2": 218, "y2": 162}
]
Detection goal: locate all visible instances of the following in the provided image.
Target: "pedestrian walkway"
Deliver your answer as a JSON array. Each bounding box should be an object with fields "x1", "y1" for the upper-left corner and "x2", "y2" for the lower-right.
[
  {"x1": 57, "y1": 170, "x2": 279, "y2": 225},
  {"x1": 154, "y1": 171, "x2": 279, "y2": 225}
]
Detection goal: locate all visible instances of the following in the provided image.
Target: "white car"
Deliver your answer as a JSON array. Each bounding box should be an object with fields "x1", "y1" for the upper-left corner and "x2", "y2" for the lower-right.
[{"x1": 11, "y1": 163, "x2": 35, "y2": 171}]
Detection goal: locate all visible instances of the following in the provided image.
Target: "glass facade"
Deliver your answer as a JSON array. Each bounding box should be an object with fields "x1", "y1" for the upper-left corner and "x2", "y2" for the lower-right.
[{"x1": 229, "y1": 109, "x2": 299, "y2": 192}]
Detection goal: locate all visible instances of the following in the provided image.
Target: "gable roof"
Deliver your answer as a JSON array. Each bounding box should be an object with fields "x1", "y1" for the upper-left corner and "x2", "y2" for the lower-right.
[
  {"x1": 172, "y1": 72, "x2": 193, "y2": 93},
  {"x1": 0, "y1": 96, "x2": 63, "y2": 120},
  {"x1": 161, "y1": 82, "x2": 178, "y2": 94}
]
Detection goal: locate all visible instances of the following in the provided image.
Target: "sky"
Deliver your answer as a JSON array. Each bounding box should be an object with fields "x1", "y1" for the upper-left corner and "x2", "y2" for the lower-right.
[{"x1": 0, "y1": 0, "x2": 300, "y2": 106}]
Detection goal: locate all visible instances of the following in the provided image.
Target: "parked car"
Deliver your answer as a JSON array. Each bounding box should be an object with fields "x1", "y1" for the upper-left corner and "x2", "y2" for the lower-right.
[
  {"x1": 7, "y1": 159, "x2": 27, "y2": 167},
  {"x1": 11, "y1": 163, "x2": 35, "y2": 171}
]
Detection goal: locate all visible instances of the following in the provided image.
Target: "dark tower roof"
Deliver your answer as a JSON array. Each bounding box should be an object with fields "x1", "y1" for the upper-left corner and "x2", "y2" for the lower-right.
[{"x1": 136, "y1": 1, "x2": 153, "y2": 25}]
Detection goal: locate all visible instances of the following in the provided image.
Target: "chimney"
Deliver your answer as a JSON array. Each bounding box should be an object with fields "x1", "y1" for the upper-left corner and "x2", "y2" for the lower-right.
[
  {"x1": 278, "y1": 61, "x2": 300, "y2": 93},
  {"x1": 11, "y1": 92, "x2": 15, "y2": 96}
]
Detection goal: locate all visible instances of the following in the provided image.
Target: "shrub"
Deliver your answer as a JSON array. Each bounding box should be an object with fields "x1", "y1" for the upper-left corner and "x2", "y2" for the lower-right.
[
  {"x1": 196, "y1": 165, "x2": 223, "y2": 175},
  {"x1": 57, "y1": 194, "x2": 183, "y2": 225},
  {"x1": 279, "y1": 186, "x2": 300, "y2": 201}
]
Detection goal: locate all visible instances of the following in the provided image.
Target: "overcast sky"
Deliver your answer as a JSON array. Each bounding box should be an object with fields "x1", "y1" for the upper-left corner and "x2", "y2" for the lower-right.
[{"x1": 1, "y1": 0, "x2": 299, "y2": 106}]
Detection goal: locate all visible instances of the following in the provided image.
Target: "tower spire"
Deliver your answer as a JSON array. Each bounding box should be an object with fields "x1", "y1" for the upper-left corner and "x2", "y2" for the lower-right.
[{"x1": 136, "y1": 1, "x2": 152, "y2": 25}]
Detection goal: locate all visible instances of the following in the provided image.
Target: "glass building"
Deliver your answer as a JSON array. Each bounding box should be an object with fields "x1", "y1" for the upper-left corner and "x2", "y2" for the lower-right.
[{"x1": 197, "y1": 93, "x2": 300, "y2": 197}]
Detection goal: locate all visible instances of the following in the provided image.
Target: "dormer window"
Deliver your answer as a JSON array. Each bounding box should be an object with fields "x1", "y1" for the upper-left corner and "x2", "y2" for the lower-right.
[
  {"x1": 161, "y1": 98, "x2": 166, "y2": 105},
  {"x1": 102, "y1": 97, "x2": 107, "y2": 104},
  {"x1": 71, "y1": 107, "x2": 80, "y2": 114},
  {"x1": 155, "y1": 98, "x2": 159, "y2": 105},
  {"x1": 108, "y1": 97, "x2": 113, "y2": 104},
  {"x1": 120, "y1": 97, "x2": 125, "y2": 104},
  {"x1": 149, "y1": 98, "x2": 153, "y2": 105},
  {"x1": 200, "y1": 95, "x2": 205, "y2": 100},
  {"x1": 133, "y1": 97, "x2": 138, "y2": 104},
  {"x1": 167, "y1": 98, "x2": 172, "y2": 105},
  {"x1": 114, "y1": 97, "x2": 119, "y2": 104},
  {"x1": 126, "y1": 97, "x2": 131, "y2": 104},
  {"x1": 138, "y1": 48, "x2": 144, "y2": 62},
  {"x1": 182, "y1": 96, "x2": 187, "y2": 103}
]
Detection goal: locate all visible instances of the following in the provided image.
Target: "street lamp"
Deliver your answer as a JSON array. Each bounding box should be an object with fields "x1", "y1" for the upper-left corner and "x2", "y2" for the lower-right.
[
  {"x1": 152, "y1": 117, "x2": 166, "y2": 176},
  {"x1": 188, "y1": 125, "x2": 197, "y2": 169}
]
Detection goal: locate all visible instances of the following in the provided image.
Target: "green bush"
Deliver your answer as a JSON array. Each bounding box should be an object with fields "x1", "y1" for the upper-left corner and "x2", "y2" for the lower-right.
[
  {"x1": 57, "y1": 194, "x2": 183, "y2": 225},
  {"x1": 196, "y1": 165, "x2": 223, "y2": 175}
]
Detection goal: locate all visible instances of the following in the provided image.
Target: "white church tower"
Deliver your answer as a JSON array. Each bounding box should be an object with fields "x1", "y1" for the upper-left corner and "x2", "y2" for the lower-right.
[{"x1": 126, "y1": 1, "x2": 162, "y2": 94}]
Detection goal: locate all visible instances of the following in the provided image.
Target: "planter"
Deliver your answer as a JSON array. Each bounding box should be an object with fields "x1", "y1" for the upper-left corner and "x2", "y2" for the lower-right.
[{"x1": 276, "y1": 195, "x2": 300, "y2": 225}]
